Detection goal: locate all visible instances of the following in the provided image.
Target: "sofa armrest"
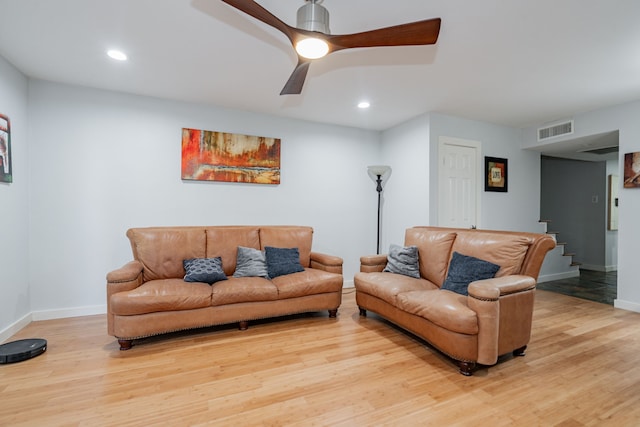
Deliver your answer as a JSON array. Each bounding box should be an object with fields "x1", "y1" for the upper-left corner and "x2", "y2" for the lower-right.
[
  {"x1": 467, "y1": 275, "x2": 536, "y2": 300},
  {"x1": 467, "y1": 275, "x2": 536, "y2": 366},
  {"x1": 359, "y1": 254, "x2": 387, "y2": 273},
  {"x1": 106, "y1": 260, "x2": 144, "y2": 336},
  {"x1": 107, "y1": 260, "x2": 144, "y2": 290},
  {"x1": 310, "y1": 252, "x2": 343, "y2": 274}
]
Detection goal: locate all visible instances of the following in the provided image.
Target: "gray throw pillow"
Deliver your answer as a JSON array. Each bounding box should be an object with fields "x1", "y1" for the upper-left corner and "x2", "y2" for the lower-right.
[
  {"x1": 233, "y1": 246, "x2": 269, "y2": 278},
  {"x1": 265, "y1": 246, "x2": 305, "y2": 278},
  {"x1": 383, "y1": 244, "x2": 420, "y2": 278},
  {"x1": 183, "y1": 257, "x2": 228, "y2": 284},
  {"x1": 441, "y1": 251, "x2": 500, "y2": 296}
]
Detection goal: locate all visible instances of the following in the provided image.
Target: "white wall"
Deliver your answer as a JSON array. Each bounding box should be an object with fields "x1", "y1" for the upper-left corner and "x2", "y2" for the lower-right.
[
  {"x1": 378, "y1": 112, "x2": 543, "y2": 253},
  {"x1": 0, "y1": 56, "x2": 30, "y2": 340},
  {"x1": 25, "y1": 80, "x2": 380, "y2": 318},
  {"x1": 4, "y1": 65, "x2": 640, "y2": 338},
  {"x1": 428, "y1": 113, "x2": 542, "y2": 232},
  {"x1": 523, "y1": 101, "x2": 640, "y2": 311},
  {"x1": 605, "y1": 159, "x2": 619, "y2": 270},
  {"x1": 379, "y1": 114, "x2": 431, "y2": 249}
]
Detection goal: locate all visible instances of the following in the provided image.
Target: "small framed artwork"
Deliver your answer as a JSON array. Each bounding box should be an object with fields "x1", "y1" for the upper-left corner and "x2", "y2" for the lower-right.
[
  {"x1": 0, "y1": 113, "x2": 11, "y2": 183},
  {"x1": 623, "y1": 152, "x2": 640, "y2": 188},
  {"x1": 485, "y1": 156, "x2": 507, "y2": 192}
]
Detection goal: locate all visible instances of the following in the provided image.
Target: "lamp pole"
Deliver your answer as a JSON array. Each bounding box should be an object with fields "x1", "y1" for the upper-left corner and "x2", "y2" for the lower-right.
[
  {"x1": 367, "y1": 165, "x2": 391, "y2": 255},
  {"x1": 375, "y1": 173, "x2": 383, "y2": 254}
]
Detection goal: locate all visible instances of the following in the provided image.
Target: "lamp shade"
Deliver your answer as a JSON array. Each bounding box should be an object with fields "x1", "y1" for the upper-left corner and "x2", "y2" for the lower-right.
[{"x1": 367, "y1": 165, "x2": 391, "y2": 176}]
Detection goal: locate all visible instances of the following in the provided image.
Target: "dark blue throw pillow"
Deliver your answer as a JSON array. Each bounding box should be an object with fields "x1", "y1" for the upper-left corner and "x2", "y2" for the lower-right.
[
  {"x1": 265, "y1": 246, "x2": 305, "y2": 278},
  {"x1": 441, "y1": 252, "x2": 500, "y2": 296},
  {"x1": 183, "y1": 257, "x2": 228, "y2": 284}
]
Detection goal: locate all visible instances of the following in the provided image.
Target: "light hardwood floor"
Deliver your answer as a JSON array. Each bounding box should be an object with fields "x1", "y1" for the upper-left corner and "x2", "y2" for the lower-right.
[{"x1": 1, "y1": 289, "x2": 640, "y2": 426}]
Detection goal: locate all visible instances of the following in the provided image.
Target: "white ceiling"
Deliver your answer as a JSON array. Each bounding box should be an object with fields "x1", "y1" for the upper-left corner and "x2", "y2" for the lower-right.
[{"x1": 1, "y1": 0, "x2": 639, "y2": 140}]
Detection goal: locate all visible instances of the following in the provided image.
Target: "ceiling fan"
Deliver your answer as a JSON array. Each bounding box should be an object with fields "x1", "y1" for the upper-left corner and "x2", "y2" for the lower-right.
[{"x1": 220, "y1": 0, "x2": 441, "y2": 95}]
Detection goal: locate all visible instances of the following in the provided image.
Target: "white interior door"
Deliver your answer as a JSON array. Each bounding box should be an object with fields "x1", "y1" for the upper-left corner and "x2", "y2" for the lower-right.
[{"x1": 438, "y1": 137, "x2": 481, "y2": 228}]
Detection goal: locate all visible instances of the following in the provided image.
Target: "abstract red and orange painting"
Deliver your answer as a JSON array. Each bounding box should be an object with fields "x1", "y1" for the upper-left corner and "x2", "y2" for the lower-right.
[{"x1": 181, "y1": 128, "x2": 280, "y2": 184}]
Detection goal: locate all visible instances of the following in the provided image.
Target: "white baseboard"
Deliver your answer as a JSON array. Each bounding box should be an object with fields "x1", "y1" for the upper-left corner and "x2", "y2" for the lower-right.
[
  {"x1": 1, "y1": 305, "x2": 107, "y2": 343},
  {"x1": 614, "y1": 299, "x2": 640, "y2": 313},
  {"x1": 538, "y1": 270, "x2": 580, "y2": 283},
  {"x1": 343, "y1": 279, "x2": 354, "y2": 289},
  {"x1": 31, "y1": 305, "x2": 107, "y2": 321},
  {"x1": 0, "y1": 313, "x2": 33, "y2": 344},
  {"x1": 579, "y1": 264, "x2": 618, "y2": 273}
]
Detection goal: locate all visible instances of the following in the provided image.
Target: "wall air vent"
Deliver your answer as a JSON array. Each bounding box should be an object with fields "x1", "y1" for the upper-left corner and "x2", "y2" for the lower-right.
[
  {"x1": 538, "y1": 120, "x2": 574, "y2": 141},
  {"x1": 579, "y1": 146, "x2": 619, "y2": 155}
]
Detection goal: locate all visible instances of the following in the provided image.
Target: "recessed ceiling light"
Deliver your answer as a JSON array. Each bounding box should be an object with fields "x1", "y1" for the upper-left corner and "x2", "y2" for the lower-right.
[
  {"x1": 357, "y1": 101, "x2": 371, "y2": 109},
  {"x1": 107, "y1": 50, "x2": 127, "y2": 61}
]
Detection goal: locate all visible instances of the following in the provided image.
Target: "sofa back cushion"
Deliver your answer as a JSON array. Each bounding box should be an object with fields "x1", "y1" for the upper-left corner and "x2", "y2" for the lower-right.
[
  {"x1": 405, "y1": 228, "x2": 457, "y2": 286},
  {"x1": 259, "y1": 226, "x2": 313, "y2": 268},
  {"x1": 449, "y1": 230, "x2": 533, "y2": 277},
  {"x1": 127, "y1": 227, "x2": 206, "y2": 281},
  {"x1": 205, "y1": 227, "x2": 261, "y2": 276}
]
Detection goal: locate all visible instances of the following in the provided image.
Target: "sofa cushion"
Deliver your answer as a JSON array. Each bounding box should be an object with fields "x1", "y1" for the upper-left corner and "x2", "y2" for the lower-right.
[
  {"x1": 265, "y1": 246, "x2": 305, "y2": 278},
  {"x1": 211, "y1": 277, "x2": 278, "y2": 306},
  {"x1": 450, "y1": 230, "x2": 532, "y2": 277},
  {"x1": 397, "y1": 290, "x2": 479, "y2": 335},
  {"x1": 260, "y1": 226, "x2": 313, "y2": 267},
  {"x1": 441, "y1": 252, "x2": 500, "y2": 296},
  {"x1": 405, "y1": 228, "x2": 457, "y2": 286},
  {"x1": 233, "y1": 246, "x2": 269, "y2": 278},
  {"x1": 383, "y1": 244, "x2": 420, "y2": 278},
  {"x1": 205, "y1": 227, "x2": 261, "y2": 276},
  {"x1": 183, "y1": 257, "x2": 228, "y2": 284},
  {"x1": 110, "y1": 279, "x2": 212, "y2": 315},
  {"x1": 127, "y1": 228, "x2": 207, "y2": 281},
  {"x1": 272, "y1": 269, "x2": 343, "y2": 299},
  {"x1": 353, "y1": 272, "x2": 437, "y2": 305}
]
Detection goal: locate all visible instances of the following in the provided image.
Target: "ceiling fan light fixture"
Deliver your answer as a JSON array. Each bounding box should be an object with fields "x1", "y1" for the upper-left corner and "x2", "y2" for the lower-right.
[
  {"x1": 295, "y1": 37, "x2": 329, "y2": 59},
  {"x1": 220, "y1": 0, "x2": 442, "y2": 95},
  {"x1": 296, "y1": 0, "x2": 330, "y2": 34}
]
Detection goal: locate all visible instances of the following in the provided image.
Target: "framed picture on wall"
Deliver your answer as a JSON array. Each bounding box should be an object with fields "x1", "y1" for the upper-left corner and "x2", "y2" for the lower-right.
[
  {"x1": 0, "y1": 113, "x2": 11, "y2": 183},
  {"x1": 623, "y1": 152, "x2": 640, "y2": 188},
  {"x1": 485, "y1": 156, "x2": 507, "y2": 192},
  {"x1": 181, "y1": 128, "x2": 281, "y2": 185}
]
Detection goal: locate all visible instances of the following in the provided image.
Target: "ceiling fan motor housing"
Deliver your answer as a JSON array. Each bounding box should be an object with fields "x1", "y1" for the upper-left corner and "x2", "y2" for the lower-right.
[{"x1": 297, "y1": 0, "x2": 330, "y2": 33}]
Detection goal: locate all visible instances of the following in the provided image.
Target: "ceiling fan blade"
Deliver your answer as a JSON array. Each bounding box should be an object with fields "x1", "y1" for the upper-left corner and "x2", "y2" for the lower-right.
[
  {"x1": 280, "y1": 59, "x2": 311, "y2": 95},
  {"x1": 326, "y1": 18, "x2": 441, "y2": 53},
  {"x1": 220, "y1": 0, "x2": 297, "y2": 42}
]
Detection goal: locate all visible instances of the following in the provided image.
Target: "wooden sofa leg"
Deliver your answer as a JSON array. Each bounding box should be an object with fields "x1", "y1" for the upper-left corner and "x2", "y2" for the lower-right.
[
  {"x1": 458, "y1": 361, "x2": 475, "y2": 376},
  {"x1": 328, "y1": 309, "x2": 338, "y2": 318},
  {"x1": 239, "y1": 320, "x2": 249, "y2": 330},
  {"x1": 118, "y1": 339, "x2": 133, "y2": 351},
  {"x1": 359, "y1": 308, "x2": 367, "y2": 317},
  {"x1": 513, "y1": 345, "x2": 527, "y2": 357}
]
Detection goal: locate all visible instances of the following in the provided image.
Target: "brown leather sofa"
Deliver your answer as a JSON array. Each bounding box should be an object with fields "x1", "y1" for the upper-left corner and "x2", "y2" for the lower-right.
[
  {"x1": 354, "y1": 226, "x2": 555, "y2": 375},
  {"x1": 107, "y1": 226, "x2": 343, "y2": 350}
]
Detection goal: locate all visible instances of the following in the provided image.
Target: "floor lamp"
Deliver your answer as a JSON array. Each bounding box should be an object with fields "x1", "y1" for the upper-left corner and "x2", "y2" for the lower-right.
[{"x1": 367, "y1": 165, "x2": 392, "y2": 254}]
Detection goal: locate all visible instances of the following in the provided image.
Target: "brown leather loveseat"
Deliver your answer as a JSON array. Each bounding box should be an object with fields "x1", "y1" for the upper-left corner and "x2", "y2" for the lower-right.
[
  {"x1": 107, "y1": 226, "x2": 343, "y2": 350},
  {"x1": 354, "y1": 226, "x2": 555, "y2": 375}
]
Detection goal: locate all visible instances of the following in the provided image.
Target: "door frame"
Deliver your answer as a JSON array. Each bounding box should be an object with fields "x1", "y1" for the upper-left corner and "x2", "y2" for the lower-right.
[{"x1": 437, "y1": 136, "x2": 482, "y2": 228}]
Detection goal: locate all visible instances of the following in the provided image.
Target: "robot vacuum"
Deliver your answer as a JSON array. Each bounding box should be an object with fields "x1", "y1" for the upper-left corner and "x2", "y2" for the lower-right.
[{"x1": 0, "y1": 338, "x2": 47, "y2": 364}]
